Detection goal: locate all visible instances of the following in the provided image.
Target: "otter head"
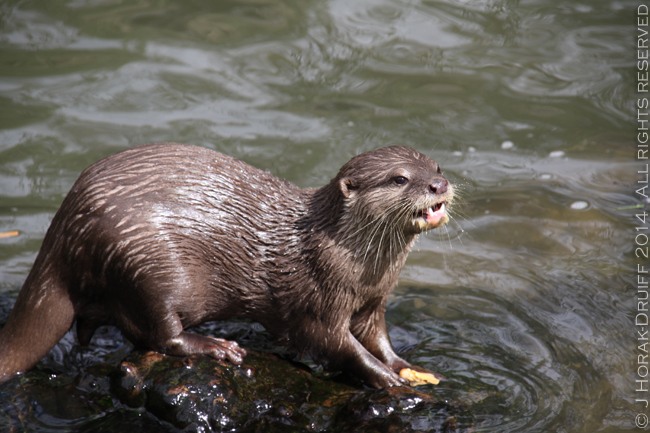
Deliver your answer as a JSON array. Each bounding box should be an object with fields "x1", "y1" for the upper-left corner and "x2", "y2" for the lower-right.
[{"x1": 336, "y1": 146, "x2": 454, "y2": 237}]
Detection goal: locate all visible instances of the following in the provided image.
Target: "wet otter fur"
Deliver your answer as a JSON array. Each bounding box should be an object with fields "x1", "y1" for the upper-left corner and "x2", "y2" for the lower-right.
[{"x1": 0, "y1": 143, "x2": 453, "y2": 388}]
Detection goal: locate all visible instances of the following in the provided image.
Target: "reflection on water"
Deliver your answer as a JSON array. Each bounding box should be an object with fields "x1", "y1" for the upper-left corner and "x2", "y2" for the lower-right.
[{"x1": 0, "y1": 0, "x2": 637, "y2": 431}]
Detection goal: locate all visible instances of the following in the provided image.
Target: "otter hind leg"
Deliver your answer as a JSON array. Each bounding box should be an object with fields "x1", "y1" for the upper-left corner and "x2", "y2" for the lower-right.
[
  {"x1": 111, "y1": 300, "x2": 248, "y2": 365},
  {"x1": 164, "y1": 331, "x2": 247, "y2": 365}
]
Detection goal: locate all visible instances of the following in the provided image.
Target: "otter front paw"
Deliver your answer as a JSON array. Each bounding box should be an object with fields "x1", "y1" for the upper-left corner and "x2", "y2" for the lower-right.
[{"x1": 367, "y1": 368, "x2": 409, "y2": 388}]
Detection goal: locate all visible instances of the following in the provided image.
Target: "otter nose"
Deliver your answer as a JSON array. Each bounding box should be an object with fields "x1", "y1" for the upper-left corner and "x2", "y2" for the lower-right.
[{"x1": 429, "y1": 178, "x2": 448, "y2": 195}]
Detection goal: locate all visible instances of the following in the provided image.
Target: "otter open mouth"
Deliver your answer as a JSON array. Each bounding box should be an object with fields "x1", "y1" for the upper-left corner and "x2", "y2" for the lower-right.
[
  {"x1": 415, "y1": 201, "x2": 448, "y2": 228},
  {"x1": 417, "y1": 202, "x2": 445, "y2": 220}
]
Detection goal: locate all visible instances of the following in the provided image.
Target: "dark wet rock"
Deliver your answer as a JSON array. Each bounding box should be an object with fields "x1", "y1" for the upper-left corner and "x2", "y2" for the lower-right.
[
  {"x1": 110, "y1": 351, "x2": 352, "y2": 431},
  {"x1": 110, "y1": 351, "x2": 472, "y2": 432},
  {"x1": 335, "y1": 386, "x2": 472, "y2": 433},
  {"x1": 0, "y1": 347, "x2": 473, "y2": 432},
  {"x1": 0, "y1": 363, "x2": 170, "y2": 432},
  {"x1": 74, "y1": 409, "x2": 178, "y2": 433}
]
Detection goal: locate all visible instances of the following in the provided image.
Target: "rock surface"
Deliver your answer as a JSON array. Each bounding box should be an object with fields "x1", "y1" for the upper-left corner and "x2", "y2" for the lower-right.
[{"x1": 0, "y1": 349, "x2": 472, "y2": 432}]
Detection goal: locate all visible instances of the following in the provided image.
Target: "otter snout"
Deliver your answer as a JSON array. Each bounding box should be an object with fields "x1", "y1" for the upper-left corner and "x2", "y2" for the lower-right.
[{"x1": 429, "y1": 178, "x2": 448, "y2": 195}]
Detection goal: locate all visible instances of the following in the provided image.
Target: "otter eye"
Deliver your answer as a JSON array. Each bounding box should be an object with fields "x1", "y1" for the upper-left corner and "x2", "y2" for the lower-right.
[
  {"x1": 393, "y1": 176, "x2": 408, "y2": 186},
  {"x1": 437, "y1": 166, "x2": 441, "y2": 174}
]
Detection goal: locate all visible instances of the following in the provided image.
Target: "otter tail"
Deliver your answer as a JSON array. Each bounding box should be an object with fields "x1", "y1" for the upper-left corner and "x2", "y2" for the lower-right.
[{"x1": 0, "y1": 269, "x2": 74, "y2": 383}]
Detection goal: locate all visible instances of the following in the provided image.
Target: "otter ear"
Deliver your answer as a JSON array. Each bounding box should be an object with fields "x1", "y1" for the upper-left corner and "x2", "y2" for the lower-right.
[{"x1": 338, "y1": 177, "x2": 358, "y2": 198}]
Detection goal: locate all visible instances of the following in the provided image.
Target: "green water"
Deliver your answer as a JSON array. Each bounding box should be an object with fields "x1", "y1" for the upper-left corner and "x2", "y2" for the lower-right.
[{"x1": 0, "y1": 0, "x2": 638, "y2": 431}]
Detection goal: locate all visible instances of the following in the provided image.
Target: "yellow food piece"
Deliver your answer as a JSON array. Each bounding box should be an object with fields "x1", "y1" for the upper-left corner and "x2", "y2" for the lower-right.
[
  {"x1": 399, "y1": 368, "x2": 440, "y2": 386},
  {"x1": 0, "y1": 231, "x2": 19, "y2": 239}
]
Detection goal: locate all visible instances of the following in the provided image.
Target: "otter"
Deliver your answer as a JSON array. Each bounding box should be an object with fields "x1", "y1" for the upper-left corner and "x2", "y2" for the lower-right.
[{"x1": 0, "y1": 144, "x2": 453, "y2": 388}]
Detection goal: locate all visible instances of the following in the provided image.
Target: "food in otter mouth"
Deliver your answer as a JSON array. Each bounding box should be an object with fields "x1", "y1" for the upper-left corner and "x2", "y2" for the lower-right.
[{"x1": 0, "y1": 143, "x2": 454, "y2": 388}]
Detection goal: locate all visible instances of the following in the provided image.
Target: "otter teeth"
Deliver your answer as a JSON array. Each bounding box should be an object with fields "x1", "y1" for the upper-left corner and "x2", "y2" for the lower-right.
[
  {"x1": 428, "y1": 203, "x2": 445, "y2": 215},
  {"x1": 416, "y1": 202, "x2": 446, "y2": 221}
]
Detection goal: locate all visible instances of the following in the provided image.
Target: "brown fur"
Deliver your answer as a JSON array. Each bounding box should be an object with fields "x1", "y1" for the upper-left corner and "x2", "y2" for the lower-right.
[{"x1": 0, "y1": 143, "x2": 453, "y2": 387}]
